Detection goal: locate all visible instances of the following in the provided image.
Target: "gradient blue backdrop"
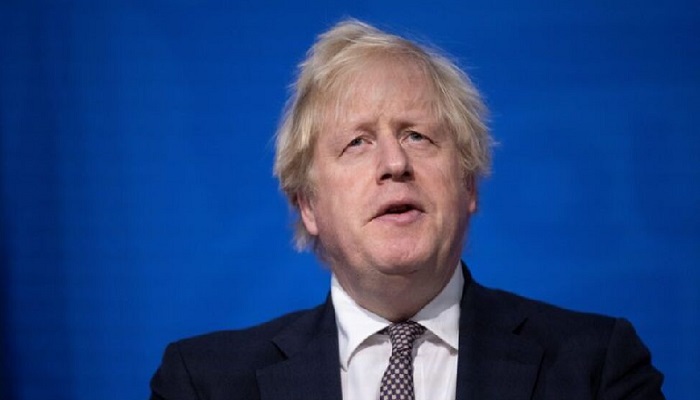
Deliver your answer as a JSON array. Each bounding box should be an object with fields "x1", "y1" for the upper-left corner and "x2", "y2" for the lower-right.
[{"x1": 1, "y1": 1, "x2": 698, "y2": 399}]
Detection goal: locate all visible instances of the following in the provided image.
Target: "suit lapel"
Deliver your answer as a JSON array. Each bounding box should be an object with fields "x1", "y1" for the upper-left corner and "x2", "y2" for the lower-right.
[
  {"x1": 255, "y1": 266, "x2": 543, "y2": 400},
  {"x1": 256, "y1": 298, "x2": 343, "y2": 400},
  {"x1": 456, "y1": 267, "x2": 543, "y2": 400}
]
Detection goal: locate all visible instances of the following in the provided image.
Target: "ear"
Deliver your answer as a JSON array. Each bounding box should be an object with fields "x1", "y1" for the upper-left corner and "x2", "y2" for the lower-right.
[
  {"x1": 466, "y1": 175, "x2": 478, "y2": 214},
  {"x1": 297, "y1": 193, "x2": 319, "y2": 236}
]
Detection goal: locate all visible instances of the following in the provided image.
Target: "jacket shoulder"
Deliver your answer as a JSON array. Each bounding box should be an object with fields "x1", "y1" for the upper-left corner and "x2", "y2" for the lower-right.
[
  {"x1": 150, "y1": 304, "x2": 325, "y2": 400},
  {"x1": 468, "y1": 282, "x2": 665, "y2": 398},
  {"x1": 471, "y1": 282, "x2": 618, "y2": 339},
  {"x1": 181, "y1": 307, "x2": 312, "y2": 347}
]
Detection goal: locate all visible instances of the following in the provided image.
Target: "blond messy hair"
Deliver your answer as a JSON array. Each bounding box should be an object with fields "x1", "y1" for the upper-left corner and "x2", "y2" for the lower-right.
[{"x1": 274, "y1": 18, "x2": 492, "y2": 251}]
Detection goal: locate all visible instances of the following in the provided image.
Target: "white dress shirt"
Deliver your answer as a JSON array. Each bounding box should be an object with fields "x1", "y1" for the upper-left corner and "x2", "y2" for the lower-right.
[{"x1": 331, "y1": 266, "x2": 463, "y2": 400}]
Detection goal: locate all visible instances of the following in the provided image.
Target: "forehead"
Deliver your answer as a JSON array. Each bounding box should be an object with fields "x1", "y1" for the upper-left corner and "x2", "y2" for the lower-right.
[{"x1": 320, "y1": 56, "x2": 439, "y2": 128}]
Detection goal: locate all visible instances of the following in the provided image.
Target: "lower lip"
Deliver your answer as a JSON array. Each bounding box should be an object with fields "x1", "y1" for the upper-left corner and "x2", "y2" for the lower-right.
[{"x1": 374, "y1": 209, "x2": 423, "y2": 225}]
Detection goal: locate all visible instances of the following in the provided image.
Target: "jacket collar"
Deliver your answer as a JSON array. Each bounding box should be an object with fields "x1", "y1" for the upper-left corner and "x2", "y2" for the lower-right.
[
  {"x1": 456, "y1": 266, "x2": 543, "y2": 400},
  {"x1": 255, "y1": 265, "x2": 543, "y2": 400},
  {"x1": 256, "y1": 298, "x2": 343, "y2": 400}
]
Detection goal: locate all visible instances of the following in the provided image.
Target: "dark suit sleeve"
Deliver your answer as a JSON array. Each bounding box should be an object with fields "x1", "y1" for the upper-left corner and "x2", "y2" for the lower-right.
[
  {"x1": 150, "y1": 342, "x2": 200, "y2": 400},
  {"x1": 597, "y1": 318, "x2": 665, "y2": 399}
]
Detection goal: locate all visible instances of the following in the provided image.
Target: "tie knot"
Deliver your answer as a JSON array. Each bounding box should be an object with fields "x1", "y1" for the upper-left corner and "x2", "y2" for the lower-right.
[{"x1": 383, "y1": 321, "x2": 425, "y2": 353}]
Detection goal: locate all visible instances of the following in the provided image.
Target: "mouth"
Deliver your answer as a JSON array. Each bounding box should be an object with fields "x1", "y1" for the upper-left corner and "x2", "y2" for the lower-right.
[{"x1": 372, "y1": 201, "x2": 425, "y2": 222}]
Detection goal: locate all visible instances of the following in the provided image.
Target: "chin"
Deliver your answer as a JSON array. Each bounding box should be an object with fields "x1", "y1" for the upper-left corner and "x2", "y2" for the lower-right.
[{"x1": 369, "y1": 246, "x2": 433, "y2": 274}]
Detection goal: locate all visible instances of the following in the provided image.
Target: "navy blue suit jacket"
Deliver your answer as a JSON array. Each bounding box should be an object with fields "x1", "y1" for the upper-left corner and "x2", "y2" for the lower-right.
[{"x1": 150, "y1": 268, "x2": 664, "y2": 399}]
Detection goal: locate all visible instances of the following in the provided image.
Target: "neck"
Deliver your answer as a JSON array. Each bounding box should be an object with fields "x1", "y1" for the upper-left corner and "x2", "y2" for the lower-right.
[{"x1": 336, "y1": 263, "x2": 458, "y2": 322}]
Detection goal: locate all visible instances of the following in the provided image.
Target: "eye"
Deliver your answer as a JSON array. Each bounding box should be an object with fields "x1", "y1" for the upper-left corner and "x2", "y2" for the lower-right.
[
  {"x1": 407, "y1": 131, "x2": 426, "y2": 141},
  {"x1": 404, "y1": 130, "x2": 433, "y2": 144},
  {"x1": 340, "y1": 136, "x2": 371, "y2": 156},
  {"x1": 348, "y1": 137, "x2": 366, "y2": 147}
]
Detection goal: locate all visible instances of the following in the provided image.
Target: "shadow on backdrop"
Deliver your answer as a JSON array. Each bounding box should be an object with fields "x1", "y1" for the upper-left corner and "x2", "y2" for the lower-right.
[{"x1": 1, "y1": 3, "x2": 75, "y2": 398}]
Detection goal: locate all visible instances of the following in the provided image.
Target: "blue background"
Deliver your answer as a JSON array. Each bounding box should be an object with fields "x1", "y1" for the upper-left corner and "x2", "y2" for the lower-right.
[{"x1": 1, "y1": 1, "x2": 698, "y2": 399}]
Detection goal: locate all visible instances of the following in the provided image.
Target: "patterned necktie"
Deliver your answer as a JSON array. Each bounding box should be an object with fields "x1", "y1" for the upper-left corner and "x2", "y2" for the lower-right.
[{"x1": 379, "y1": 321, "x2": 426, "y2": 400}]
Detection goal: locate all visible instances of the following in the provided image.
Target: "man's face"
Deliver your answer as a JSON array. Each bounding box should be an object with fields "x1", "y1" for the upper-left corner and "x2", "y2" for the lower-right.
[{"x1": 299, "y1": 58, "x2": 476, "y2": 314}]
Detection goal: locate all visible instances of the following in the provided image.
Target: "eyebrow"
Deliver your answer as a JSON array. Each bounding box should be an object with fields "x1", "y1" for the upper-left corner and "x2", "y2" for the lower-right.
[{"x1": 340, "y1": 110, "x2": 438, "y2": 131}]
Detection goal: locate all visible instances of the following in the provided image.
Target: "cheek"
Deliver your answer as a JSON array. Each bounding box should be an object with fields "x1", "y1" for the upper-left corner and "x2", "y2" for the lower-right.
[
  {"x1": 322, "y1": 163, "x2": 368, "y2": 199},
  {"x1": 426, "y1": 160, "x2": 471, "y2": 211},
  {"x1": 313, "y1": 174, "x2": 359, "y2": 223}
]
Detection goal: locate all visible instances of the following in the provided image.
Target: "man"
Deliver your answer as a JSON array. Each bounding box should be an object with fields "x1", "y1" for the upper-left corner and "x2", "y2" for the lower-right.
[{"x1": 150, "y1": 19, "x2": 664, "y2": 399}]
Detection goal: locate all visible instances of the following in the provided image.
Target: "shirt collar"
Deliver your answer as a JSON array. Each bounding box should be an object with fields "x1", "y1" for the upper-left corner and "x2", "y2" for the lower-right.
[{"x1": 331, "y1": 264, "x2": 463, "y2": 370}]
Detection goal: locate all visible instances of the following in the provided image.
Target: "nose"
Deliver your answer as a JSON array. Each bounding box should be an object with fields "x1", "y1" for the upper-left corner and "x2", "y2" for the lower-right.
[{"x1": 376, "y1": 136, "x2": 413, "y2": 183}]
